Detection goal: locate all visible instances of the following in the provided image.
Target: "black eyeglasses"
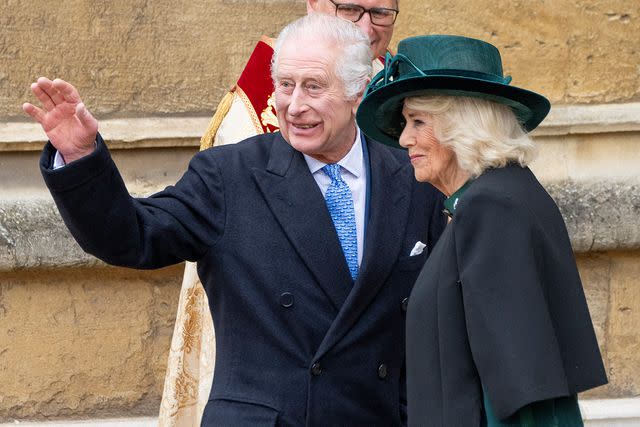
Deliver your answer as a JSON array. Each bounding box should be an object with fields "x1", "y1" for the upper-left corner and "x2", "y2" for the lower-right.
[{"x1": 328, "y1": 0, "x2": 399, "y2": 27}]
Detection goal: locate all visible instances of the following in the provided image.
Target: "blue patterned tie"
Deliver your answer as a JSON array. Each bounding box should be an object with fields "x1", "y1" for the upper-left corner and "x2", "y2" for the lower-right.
[{"x1": 322, "y1": 164, "x2": 358, "y2": 281}]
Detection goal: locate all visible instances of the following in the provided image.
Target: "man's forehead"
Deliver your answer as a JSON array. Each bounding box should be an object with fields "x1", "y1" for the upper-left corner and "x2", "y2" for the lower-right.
[
  {"x1": 276, "y1": 37, "x2": 336, "y2": 74},
  {"x1": 275, "y1": 58, "x2": 332, "y2": 80}
]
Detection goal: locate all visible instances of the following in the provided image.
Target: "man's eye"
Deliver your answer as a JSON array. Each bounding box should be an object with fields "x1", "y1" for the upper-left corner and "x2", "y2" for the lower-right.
[
  {"x1": 371, "y1": 9, "x2": 393, "y2": 18},
  {"x1": 338, "y1": 5, "x2": 363, "y2": 17}
]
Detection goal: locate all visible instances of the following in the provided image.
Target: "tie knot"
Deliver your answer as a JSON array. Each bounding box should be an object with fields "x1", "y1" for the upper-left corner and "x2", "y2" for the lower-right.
[{"x1": 322, "y1": 164, "x2": 343, "y2": 183}]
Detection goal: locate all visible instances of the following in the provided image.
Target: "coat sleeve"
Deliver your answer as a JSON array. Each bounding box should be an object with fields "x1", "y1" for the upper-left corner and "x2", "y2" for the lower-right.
[
  {"x1": 453, "y1": 190, "x2": 571, "y2": 420},
  {"x1": 40, "y1": 133, "x2": 226, "y2": 269}
]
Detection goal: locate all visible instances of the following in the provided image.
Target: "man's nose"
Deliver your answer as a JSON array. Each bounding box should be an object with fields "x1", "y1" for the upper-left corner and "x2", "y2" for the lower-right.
[
  {"x1": 288, "y1": 88, "x2": 308, "y2": 115},
  {"x1": 355, "y1": 12, "x2": 376, "y2": 39}
]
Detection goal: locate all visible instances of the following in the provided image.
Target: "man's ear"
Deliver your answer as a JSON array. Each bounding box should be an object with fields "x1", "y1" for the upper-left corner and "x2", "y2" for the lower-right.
[
  {"x1": 306, "y1": 0, "x2": 318, "y2": 13},
  {"x1": 352, "y1": 78, "x2": 371, "y2": 114}
]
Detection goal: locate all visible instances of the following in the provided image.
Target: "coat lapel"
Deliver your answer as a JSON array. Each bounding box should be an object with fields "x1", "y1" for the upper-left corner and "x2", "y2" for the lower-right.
[
  {"x1": 252, "y1": 134, "x2": 352, "y2": 312},
  {"x1": 315, "y1": 138, "x2": 413, "y2": 359}
]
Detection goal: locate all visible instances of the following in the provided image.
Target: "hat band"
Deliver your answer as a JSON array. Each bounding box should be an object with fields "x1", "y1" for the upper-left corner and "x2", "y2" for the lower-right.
[{"x1": 366, "y1": 52, "x2": 513, "y2": 97}]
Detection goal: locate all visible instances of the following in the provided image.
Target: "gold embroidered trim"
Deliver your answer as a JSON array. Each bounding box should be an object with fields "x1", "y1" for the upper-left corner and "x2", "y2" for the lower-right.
[
  {"x1": 180, "y1": 284, "x2": 205, "y2": 353},
  {"x1": 199, "y1": 90, "x2": 235, "y2": 150},
  {"x1": 260, "y1": 93, "x2": 278, "y2": 131},
  {"x1": 236, "y1": 85, "x2": 265, "y2": 135}
]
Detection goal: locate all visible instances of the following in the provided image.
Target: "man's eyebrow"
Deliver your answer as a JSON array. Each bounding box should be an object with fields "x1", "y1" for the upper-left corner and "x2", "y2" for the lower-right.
[{"x1": 274, "y1": 71, "x2": 290, "y2": 78}]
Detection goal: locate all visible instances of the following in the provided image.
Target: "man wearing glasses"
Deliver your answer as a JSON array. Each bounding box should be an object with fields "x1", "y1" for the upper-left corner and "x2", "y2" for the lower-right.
[
  {"x1": 160, "y1": 1, "x2": 404, "y2": 425},
  {"x1": 309, "y1": 0, "x2": 398, "y2": 59}
]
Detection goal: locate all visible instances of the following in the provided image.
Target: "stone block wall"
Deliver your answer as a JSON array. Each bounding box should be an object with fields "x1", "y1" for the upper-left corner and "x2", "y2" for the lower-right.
[
  {"x1": 2, "y1": 0, "x2": 638, "y2": 120},
  {"x1": 1, "y1": 0, "x2": 639, "y2": 421},
  {"x1": 0, "y1": 266, "x2": 181, "y2": 419}
]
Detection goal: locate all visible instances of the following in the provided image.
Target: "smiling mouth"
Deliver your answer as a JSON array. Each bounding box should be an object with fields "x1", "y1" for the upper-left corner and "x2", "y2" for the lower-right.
[{"x1": 292, "y1": 123, "x2": 318, "y2": 129}]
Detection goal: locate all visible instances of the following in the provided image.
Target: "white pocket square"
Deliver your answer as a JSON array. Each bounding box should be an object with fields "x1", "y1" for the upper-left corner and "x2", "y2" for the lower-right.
[{"x1": 410, "y1": 241, "x2": 427, "y2": 256}]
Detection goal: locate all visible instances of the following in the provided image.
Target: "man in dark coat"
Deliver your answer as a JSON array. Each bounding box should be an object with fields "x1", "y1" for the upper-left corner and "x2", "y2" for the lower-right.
[{"x1": 23, "y1": 14, "x2": 445, "y2": 426}]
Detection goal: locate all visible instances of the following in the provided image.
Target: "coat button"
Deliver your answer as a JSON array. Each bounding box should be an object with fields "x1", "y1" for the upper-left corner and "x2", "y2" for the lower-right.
[
  {"x1": 401, "y1": 297, "x2": 409, "y2": 312},
  {"x1": 280, "y1": 292, "x2": 294, "y2": 308},
  {"x1": 311, "y1": 362, "x2": 322, "y2": 376},
  {"x1": 378, "y1": 363, "x2": 388, "y2": 380}
]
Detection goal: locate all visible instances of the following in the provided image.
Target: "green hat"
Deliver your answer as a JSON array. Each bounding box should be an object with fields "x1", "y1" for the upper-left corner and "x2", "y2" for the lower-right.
[{"x1": 356, "y1": 35, "x2": 551, "y2": 148}]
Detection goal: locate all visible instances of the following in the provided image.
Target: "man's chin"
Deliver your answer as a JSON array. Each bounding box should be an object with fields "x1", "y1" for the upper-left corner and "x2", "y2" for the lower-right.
[
  {"x1": 289, "y1": 138, "x2": 319, "y2": 154},
  {"x1": 287, "y1": 125, "x2": 323, "y2": 147},
  {"x1": 371, "y1": 43, "x2": 382, "y2": 57}
]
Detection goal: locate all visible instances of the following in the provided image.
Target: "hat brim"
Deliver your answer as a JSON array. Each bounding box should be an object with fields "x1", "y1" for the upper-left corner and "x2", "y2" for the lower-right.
[{"x1": 356, "y1": 74, "x2": 551, "y2": 149}]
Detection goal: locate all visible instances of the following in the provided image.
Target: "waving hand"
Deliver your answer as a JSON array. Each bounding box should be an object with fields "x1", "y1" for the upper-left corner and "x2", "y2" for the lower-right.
[{"x1": 23, "y1": 77, "x2": 98, "y2": 164}]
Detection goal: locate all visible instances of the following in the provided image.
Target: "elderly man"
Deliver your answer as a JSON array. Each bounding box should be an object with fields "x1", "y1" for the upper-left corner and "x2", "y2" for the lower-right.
[
  {"x1": 24, "y1": 14, "x2": 443, "y2": 426},
  {"x1": 164, "y1": 0, "x2": 400, "y2": 423},
  {"x1": 207, "y1": 0, "x2": 399, "y2": 148}
]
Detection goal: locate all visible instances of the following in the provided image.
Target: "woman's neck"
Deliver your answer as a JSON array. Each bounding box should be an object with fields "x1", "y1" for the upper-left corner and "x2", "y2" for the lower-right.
[{"x1": 436, "y1": 168, "x2": 471, "y2": 197}]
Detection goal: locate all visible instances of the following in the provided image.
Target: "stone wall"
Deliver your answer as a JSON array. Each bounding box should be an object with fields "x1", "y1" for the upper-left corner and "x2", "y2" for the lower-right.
[
  {"x1": 2, "y1": 0, "x2": 638, "y2": 120},
  {"x1": 0, "y1": 185, "x2": 638, "y2": 420},
  {"x1": 579, "y1": 252, "x2": 640, "y2": 399},
  {"x1": 1, "y1": 0, "x2": 639, "y2": 422},
  {"x1": 0, "y1": 266, "x2": 181, "y2": 420}
]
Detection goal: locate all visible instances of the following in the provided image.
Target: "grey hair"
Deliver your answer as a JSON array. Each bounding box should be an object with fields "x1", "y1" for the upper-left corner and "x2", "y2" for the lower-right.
[
  {"x1": 271, "y1": 14, "x2": 372, "y2": 99},
  {"x1": 404, "y1": 95, "x2": 538, "y2": 177}
]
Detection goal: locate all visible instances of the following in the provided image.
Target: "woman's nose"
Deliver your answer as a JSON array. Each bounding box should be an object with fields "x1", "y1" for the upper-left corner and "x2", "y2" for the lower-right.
[{"x1": 399, "y1": 127, "x2": 413, "y2": 148}]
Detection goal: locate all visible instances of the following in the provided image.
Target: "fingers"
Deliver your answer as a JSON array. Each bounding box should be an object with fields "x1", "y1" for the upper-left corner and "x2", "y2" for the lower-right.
[
  {"x1": 30, "y1": 81, "x2": 56, "y2": 112},
  {"x1": 33, "y1": 76, "x2": 66, "y2": 106},
  {"x1": 22, "y1": 102, "x2": 47, "y2": 124},
  {"x1": 75, "y1": 102, "x2": 98, "y2": 131},
  {"x1": 53, "y1": 78, "x2": 82, "y2": 104},
  {"x1": 26, "y1": 77, "x2": 93, "y2": 120},
  {"x1": 41, "y1": 77, "x2": 66, "y2": 105},
  {"x1": 30, "y1": 77, "x2": 82, "y2": 108}
]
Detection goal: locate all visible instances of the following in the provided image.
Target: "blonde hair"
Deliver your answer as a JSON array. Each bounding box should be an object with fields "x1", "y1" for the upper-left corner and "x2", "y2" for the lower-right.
[{"x1": 404, "y1": 95, "x2": 537, "y2": 177}]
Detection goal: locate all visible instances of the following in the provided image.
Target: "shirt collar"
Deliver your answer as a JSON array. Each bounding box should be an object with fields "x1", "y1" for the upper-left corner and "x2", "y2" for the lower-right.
[{"x1": 303, "y1": 127, "x2": 363, "y2": 178}]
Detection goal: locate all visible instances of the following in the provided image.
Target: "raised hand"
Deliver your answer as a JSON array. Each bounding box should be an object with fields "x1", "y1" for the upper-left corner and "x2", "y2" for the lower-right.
[{"x1": 23, "y1": 77, "x2": 99, "y2": 164}]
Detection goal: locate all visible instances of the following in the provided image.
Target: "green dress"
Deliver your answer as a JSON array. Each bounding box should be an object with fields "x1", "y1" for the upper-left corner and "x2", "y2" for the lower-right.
[{"x1": 483, "y1": 393, "x2": 583, "y2": 427}]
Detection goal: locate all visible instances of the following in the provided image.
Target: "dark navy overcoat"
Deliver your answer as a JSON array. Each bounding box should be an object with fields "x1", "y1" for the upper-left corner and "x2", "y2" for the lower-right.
[{"x1": 41, "y1": 131, "x2": 445, "y2": 426}]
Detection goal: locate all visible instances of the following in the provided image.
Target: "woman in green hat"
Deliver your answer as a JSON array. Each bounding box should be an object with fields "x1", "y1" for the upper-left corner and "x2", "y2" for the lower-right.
[{"x1": 357, "y1": 35, "x2": 607, "y2": 426}]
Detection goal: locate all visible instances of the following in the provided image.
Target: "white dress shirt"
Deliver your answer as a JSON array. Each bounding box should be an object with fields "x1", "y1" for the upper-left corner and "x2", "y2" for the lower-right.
[
  {"x1": 303, "y1": 127, "x2": 367, "y2": 267},
  {"x1": 52, "y1": 150, "x2": 67, "y2": 169}
]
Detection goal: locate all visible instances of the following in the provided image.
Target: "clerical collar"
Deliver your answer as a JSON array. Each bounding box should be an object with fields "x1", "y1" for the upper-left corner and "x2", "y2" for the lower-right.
[{"x1": 443, "y1": 179, "x2": 474, "y2": 218}]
